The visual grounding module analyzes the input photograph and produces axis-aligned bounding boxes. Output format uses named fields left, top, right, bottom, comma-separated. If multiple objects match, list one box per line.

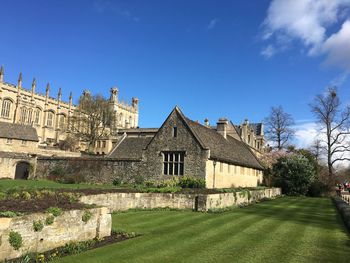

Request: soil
left=63, top=187, right=223, bottom=195
left=0, top=193, right=85, bottom=214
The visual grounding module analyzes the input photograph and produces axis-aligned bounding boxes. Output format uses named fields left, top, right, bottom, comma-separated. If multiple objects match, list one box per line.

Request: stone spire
left=57, top=87, right=62, bottom=108
left=69, top=92, right=72, bottom=105
left=0, top=66, right=4, bottom=82
left=45, top=83, right=50, bottom=104
left=18, top=72, right=22, bottom=89
left=31, top=78, right=36, bottom=102
left=58, top=87, right=62, bottom=100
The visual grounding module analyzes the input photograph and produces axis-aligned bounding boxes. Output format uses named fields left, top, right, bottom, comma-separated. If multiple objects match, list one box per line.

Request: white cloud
left=294, top=122, right=319, bottom=148
left=294, top=121, right=350, bottom=167
left=261, top=0, right=350, bottom=71
left=261, top=44, right=277, bottom=58
left=322, top=20, right=350, bottom=70
left=207, top=18, right=218, bottom=30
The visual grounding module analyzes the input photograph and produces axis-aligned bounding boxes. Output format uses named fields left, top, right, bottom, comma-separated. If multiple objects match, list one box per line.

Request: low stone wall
left=202, top=188, right=282, bottom=211
left=0, top=207, right=111, bottom=261
left=79, top=188, right=282, bottom=212
left=80, top=193, right=196, bottom=212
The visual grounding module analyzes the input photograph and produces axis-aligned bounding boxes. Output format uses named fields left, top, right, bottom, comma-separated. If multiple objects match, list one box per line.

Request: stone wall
left=202, top=187, right=282, bottom=211
left=79, top=188, right=282, bottom=212
left=36, top=157, right=142, bottom=184
left=0, top=207, right=111, bottom=261
left=80, top=193, right=197, bottom=212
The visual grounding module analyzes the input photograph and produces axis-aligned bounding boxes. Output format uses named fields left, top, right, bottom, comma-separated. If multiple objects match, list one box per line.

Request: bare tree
left=309, top=139, right=322, bottom=163
left=70, top=91, right=113, bottom=151
left=264, top=106, right=295, bottom=150
left=310, top=87, right=350, bottom=177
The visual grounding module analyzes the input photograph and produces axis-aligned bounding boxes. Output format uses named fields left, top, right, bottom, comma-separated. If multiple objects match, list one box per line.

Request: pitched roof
left=108, top=136, right=152, bottom=160
left=183, top=116, right=263, bottom=170
left=0, top=122, right=39, bottom=142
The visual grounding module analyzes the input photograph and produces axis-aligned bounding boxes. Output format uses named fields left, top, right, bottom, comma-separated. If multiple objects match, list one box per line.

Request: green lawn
left=54, top=197, right=350, bottom=263
left=0, top=179, right=116, bottom=191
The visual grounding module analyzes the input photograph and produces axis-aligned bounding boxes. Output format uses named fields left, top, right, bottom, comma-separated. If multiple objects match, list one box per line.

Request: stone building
left=0, top=122, right=39, bottom=179
left=0, top=67, right=139, bottom=147
left=109, top=107, right=264, bottom=188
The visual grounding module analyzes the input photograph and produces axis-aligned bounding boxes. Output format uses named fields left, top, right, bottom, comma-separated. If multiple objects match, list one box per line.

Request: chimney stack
left=217, top=118, right=228, bottom=139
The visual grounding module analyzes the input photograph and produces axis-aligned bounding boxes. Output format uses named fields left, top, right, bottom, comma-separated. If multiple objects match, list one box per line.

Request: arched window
left=47, top=111, right=54, bottom=127
left=20, top=107, right=28, bottom=123
left=129, top=116, right=133, bottom=127
left=59, top=114, right=66, bottom=130
left=26, top=108, right=33, bottom=124
left=1, top=99, right=12, bottom=118
left=34, top=107, right=41, bottom=125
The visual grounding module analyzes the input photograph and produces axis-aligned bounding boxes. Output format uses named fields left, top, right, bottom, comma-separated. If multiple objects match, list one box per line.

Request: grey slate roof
left=0, top=122, right=39, bottom=142
left=109, top=136, right=152, bottom=160
left=184, top=117, right=263, bottom=170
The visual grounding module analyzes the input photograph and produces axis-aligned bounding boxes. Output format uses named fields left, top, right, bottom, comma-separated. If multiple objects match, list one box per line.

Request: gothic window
left=34, top=108, right=41, bottom=125
left=27, top=109, right=33, bottom=124
left=102, top=141, right=106, bottom=148
left=220, top=162, right=223, bottom=173
left=163, top=152, right=185, bottom=176
left=59, top=115, right=66, bottom=130
left=129, top=116, right=133, bottom=127
left=47, top=111, right=54, bottom=127
left=1, top=99, right=12, bottom=118
left=20, top=107, right=28, bottom=123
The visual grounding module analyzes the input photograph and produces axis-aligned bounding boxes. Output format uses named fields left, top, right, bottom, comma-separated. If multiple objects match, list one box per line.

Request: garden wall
left=36, top=157, right=142, bottom=184
left=0, top=207, right=111, bottom=261
left=79, top=188, right=282, bottom=212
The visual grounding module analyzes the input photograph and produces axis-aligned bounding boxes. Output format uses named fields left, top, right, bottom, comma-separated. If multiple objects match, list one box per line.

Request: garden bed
left=8, top=231, right=139, bottom=263
left=0, top=190, right=86, bottom=214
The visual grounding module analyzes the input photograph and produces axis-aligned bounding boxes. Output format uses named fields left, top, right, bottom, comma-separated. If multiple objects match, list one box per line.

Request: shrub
left=62, top=240, right=96, bottom=255
left=0, top=211, right=20, bottom=218
left=177, top=177, right=206, bottom=189
left=46, top=207, right=62, bottom=217
left=45, top=215, right=55, bottom=225
left=133, top=175, right=145, bottom=185
left=9, top=231, right=23, bottom=250
left=33, top=220, right=44, bottom=232
left=0, top=191, right=6, bottom=201
left=272, top=154, right=316, bottom=196
left=308, top=181, right=332, bottom=197
left=21, top=191, right=31, bottom=200
left=82, top=210, right=92, bottom=223
left=113, top=177, right=122, bottom=186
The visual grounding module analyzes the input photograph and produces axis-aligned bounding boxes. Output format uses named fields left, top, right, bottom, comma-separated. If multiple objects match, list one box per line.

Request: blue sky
left=1, top=0, right=350, bottom=147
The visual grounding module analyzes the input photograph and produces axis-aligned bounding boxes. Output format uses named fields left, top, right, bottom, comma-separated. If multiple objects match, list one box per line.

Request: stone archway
left=15, top=161, right=30, bottom=180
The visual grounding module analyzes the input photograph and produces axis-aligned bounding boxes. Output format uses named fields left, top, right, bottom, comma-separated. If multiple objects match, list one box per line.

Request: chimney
left=217, top=118, right=228, bottom=139
left=204, top=118, right=210, bottom=127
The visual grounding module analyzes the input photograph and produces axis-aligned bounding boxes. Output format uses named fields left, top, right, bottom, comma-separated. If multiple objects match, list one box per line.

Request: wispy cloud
left=207, top=18, right=218, bottom=30
left=93, top=0, right=139, bottom=22
left=260, top=0, right=350, bottom=72
left=261, top=44, right=277, bottom=59
left=331, top=71, right=349, bottom=87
